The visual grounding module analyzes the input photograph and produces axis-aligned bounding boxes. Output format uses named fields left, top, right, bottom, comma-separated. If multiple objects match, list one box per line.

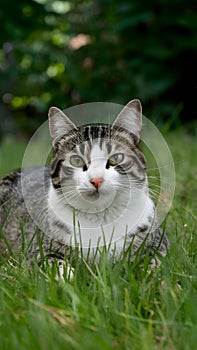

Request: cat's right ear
left=48, top=107, right=77, bottom=141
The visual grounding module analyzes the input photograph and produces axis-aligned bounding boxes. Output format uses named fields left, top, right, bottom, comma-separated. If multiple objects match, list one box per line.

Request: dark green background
left=0, top=0, right=196, bottom=137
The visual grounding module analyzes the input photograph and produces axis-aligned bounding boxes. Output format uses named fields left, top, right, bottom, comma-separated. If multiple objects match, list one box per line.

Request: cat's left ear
left=112, top=99, right=142, bottom=142
left=48, top=106, right=77, bottom=141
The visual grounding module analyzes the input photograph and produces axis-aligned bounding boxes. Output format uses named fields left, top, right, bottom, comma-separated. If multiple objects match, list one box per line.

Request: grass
left=0, top=124, right=197, bottom=350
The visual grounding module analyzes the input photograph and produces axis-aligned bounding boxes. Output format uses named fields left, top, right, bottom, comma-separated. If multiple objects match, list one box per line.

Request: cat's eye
left=108, top=153, right=124, bottom=166
left=70, top=155, right=85, bottom=168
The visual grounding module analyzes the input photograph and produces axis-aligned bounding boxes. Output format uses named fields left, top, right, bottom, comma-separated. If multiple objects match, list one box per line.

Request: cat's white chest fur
left=48, top=182, right=154, bottom=249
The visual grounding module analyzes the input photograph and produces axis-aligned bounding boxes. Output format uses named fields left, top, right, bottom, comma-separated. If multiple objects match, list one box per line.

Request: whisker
left=147, top=161, right=176, bottom=172
left=148, top=176, right=175, bottom=186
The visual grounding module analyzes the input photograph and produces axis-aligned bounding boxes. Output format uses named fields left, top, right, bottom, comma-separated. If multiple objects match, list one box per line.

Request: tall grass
left=0, top=125, right=197, bottom=350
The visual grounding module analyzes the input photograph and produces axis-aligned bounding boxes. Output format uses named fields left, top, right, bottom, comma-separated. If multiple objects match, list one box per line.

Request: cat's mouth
left=79, top=188, right=101, bottom=201
left=60, top=179, right=118, bottom=212
left=60, top=183, right=120, bottom=213
left=77, top=183, right=118, bottom=204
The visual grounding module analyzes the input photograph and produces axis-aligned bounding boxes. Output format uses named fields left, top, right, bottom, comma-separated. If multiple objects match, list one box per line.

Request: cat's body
left=0, top=100, right=169, bottom=270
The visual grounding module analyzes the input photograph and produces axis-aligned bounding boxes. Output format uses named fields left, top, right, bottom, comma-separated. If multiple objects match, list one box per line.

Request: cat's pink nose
left=90, top=177, right=103, bottom=189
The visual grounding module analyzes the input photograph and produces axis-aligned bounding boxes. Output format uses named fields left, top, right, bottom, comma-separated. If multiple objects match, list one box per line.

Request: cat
left=0, top=99, right=169, bottom=277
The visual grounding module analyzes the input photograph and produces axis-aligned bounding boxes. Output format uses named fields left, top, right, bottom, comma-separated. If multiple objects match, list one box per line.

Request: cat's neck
left=47, top=182, right=155, bottom=248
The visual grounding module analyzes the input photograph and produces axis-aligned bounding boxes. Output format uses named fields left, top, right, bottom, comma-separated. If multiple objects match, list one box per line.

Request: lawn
left=0, top=124, right=197, bottom=350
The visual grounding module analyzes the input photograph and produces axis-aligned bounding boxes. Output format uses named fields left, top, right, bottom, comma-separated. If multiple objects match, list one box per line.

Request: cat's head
left=48, top=100, right=147, bottom=213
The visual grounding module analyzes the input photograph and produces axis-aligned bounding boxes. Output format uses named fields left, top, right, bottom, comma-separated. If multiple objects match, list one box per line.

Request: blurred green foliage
left=0, top=0, right=196, bottom=136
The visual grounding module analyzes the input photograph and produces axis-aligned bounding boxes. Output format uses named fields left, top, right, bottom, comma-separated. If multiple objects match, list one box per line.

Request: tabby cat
left=0, top=99, right=169, bottom=276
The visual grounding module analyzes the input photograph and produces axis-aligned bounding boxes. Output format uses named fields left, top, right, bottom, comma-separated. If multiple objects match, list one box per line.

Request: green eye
left=108, top=153, right=124, bottom=166
left=70, top=155, right=85, bottom=168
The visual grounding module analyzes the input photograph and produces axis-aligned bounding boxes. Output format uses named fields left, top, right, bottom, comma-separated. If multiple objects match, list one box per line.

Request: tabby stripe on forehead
left=91, top=126, right=99, bottom=139
left=106, top=141, right=112, bottom=154
left=79, top=142, right=85, bottom=155
left=99, top=138, right=103, bottom=150
left=84, top=126, right=90, bottom=141
left=101, top=126, right=108, bottom=138
left=80, top=127, right=92, bottom=150
left=81, top=125, right=109, bottom=140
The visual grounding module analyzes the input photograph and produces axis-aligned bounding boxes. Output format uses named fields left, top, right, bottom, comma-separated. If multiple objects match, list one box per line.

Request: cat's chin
left=80, top=190, right=100, bottom=202
left=79, top=185, right=117, bottom=203
left=61, top=186, right=117, bottom=213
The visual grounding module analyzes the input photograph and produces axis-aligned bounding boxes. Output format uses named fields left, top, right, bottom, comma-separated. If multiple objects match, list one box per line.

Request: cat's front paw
left=47, top=258, right=75, bottom=281
left=57, top=259, right=75, bottom=281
